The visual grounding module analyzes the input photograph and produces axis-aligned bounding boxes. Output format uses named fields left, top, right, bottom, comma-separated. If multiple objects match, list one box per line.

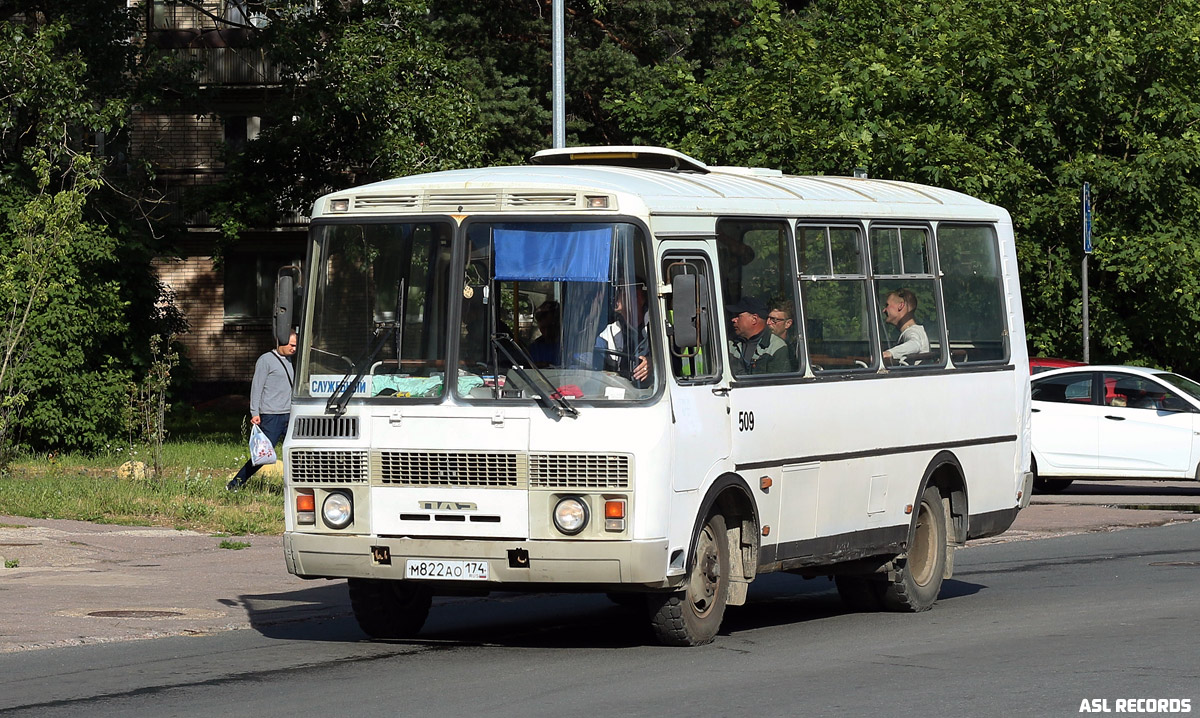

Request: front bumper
left=284, top=532, right=673, bottom=588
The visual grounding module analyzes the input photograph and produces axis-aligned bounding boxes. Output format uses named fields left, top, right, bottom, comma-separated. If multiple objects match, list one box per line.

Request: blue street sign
left=1082, top=182, right=1093, bottom=254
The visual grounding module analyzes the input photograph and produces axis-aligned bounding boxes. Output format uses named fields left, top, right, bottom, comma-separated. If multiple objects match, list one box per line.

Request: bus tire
left=347, top=578, right=432, bottom=639
left=882, top=486, right=947, bottom=612
left=647, top=513, right=730, bottom=646
left=834, top=575, right=884, bottom=612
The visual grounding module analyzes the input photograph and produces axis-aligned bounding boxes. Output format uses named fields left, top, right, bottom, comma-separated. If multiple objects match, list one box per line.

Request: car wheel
left=1033, top=477, right=1074, bottom=493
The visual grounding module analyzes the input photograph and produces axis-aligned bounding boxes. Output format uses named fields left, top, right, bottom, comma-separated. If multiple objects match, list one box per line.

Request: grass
left=0, top=404, right=285, bottom=535
left=218, top=540, right=252, bottom=550
left=4, top=559, right=18, bottom=568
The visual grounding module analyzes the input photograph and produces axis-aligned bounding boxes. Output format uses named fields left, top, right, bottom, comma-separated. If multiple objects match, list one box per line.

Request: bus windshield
left=456, top=221, right=656, bottom=403
left=300, top=221, right=454, bottom=400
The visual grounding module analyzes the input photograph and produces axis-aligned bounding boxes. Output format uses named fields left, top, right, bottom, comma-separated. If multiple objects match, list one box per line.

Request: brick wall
left=154, top=254, right=267, bottom=386
left=131, top=111, right=225, bottom=171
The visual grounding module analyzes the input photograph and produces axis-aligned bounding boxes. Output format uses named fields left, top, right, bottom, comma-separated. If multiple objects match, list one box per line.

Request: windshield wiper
left=326, top=279, right=406, bottom=417
left=325, top=326, right=394, bottom=417
left=489, top=334, right=579, bottom=419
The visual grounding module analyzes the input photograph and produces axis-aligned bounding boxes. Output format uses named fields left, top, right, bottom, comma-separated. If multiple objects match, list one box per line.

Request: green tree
left=207, top=0, right=491, bottom=240
left=429, top=0, right=753, bottom=164
left=608, top=0, right=1200, bottom=376
left=0, top=5, right=185, bottom=457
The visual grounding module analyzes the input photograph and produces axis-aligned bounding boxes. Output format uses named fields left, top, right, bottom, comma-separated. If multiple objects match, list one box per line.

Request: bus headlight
left=553, top=497, right=589, bottom=535
left=322, top=491, right=353, bottom=529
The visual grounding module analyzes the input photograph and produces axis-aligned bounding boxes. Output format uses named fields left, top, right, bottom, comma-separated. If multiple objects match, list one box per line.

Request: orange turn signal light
left=296, top=494, right=315, bottom=512
left=604, top=499, right=626, bottom=519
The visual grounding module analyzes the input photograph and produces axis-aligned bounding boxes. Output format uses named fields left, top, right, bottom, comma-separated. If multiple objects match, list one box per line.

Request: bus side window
left=663, top=255, right=720, bottom=382
left=799, top=225, right=875, bottom=373
left=937, top=225, right=1008, bottom=364
left=870, top=226, right=945, bottom=368
left=717, top=219, right=801, bottom=377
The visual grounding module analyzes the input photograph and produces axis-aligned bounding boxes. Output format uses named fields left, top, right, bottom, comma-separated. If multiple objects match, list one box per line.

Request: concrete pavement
left=2, top=479, right=1197, bottom=653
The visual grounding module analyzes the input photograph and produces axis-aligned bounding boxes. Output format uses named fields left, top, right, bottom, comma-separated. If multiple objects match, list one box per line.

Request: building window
left=224, top=253, right=302, bottom=322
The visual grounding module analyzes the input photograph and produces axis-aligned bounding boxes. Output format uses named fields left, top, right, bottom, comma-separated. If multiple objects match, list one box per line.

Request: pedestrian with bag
left=227, top=331, right=296, bottom=491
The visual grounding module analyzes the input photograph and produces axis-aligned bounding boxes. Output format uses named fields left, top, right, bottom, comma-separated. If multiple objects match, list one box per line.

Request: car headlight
left=553, top=496, right=589, bottom=535
left=322, top=491, right=353, bottom=529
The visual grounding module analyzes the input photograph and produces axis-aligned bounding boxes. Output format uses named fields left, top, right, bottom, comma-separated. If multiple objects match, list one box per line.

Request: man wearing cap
left=727, top=296, right=790, bottom=376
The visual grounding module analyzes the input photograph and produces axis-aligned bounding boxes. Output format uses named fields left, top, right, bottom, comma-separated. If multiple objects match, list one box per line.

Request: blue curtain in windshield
left=493, top=224, right=612, bottom=282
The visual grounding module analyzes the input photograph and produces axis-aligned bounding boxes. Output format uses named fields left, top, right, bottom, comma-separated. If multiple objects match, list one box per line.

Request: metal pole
left=1082, top=255, right=1089, bottom=363
left=551, top=0, right=565, bottom=148
left=1081, top=182, right=1092, bottom=363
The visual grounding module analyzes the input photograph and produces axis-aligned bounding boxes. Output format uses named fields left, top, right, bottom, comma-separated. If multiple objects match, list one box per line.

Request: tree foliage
left=207, top=0, right=492, bottom=239
left=0, top=5, right=184, bottom=457
left=606, top=0, right=1200, bottom=375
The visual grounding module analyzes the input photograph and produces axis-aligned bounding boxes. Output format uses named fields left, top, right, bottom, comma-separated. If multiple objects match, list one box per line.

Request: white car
left=1030, top=364, right=1200, bottom=492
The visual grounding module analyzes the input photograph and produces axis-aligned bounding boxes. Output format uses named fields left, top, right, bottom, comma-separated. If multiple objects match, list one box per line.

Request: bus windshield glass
left=456, top=221, right=656, bottom=403
left=300, top=221, right=454, bottom=400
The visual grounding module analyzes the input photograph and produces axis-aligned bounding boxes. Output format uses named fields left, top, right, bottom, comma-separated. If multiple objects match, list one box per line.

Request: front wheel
left=881, top=486, right=948, bottom=612
left=347, top=578, right=432, bottom=639
left=647, top=513, right=730, bottom=646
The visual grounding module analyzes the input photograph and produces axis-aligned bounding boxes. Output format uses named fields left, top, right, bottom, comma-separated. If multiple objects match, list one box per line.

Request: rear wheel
left=347, top=578, right=432, bottom=639
left=881, top=486, right=947, bottom=612
left=1033, top=477, right=1074, bottom=493
left=647, top=513, right=730, bottom=646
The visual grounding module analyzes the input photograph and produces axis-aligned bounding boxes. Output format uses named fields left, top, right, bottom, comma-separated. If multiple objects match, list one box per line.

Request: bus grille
left=289, top=450, right=369, bottom=483
left=292, top=416, right=359, bottom=439
left=376, top=451, right=526, bottom=487
left=529, top=453, right=631, bottom=489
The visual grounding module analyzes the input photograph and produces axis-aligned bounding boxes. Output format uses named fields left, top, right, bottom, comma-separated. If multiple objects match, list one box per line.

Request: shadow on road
left=238, top=571, right=989, bottom=650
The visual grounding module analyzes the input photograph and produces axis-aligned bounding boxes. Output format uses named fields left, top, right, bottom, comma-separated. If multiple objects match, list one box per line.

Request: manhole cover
left=1149, top=561, right=1200, bottom=567
left=88, top=610, right=184, bottom=618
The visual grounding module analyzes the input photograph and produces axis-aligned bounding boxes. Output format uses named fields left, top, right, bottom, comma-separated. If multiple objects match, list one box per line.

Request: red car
left=1030, top=357, right=1086, bottom=374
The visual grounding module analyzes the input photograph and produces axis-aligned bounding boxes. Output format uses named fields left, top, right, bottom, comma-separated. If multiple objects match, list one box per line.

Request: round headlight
left=322, top=491, right=353, bottom=529
left=553, top=497, right=589, bottom=535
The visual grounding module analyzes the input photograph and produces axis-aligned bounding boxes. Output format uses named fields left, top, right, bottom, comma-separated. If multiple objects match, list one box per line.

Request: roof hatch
left=530, top=145, right=709, bottom=173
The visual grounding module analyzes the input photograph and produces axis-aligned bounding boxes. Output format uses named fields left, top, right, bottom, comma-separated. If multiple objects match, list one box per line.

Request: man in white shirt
left=881, top=288, right=929, bottom=364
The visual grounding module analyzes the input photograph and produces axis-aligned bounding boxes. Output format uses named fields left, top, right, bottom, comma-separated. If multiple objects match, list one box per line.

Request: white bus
left=277, top=146, right=1033, bottom=646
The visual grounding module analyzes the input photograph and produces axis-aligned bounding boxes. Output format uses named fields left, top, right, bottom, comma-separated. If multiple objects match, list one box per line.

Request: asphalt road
left=2, top=520, right=1197, bottom=718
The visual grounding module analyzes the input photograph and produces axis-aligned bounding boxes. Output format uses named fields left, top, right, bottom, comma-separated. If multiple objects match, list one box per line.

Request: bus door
left=661, top=249, right=731, bottom=492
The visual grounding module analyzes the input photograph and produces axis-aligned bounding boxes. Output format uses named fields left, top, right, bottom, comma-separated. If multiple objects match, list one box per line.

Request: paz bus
left=275, top=146, right=1033, bottom=646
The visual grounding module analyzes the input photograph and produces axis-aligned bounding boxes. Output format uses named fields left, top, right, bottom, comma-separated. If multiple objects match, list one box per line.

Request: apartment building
left=138, top=0, right=306, bottom=396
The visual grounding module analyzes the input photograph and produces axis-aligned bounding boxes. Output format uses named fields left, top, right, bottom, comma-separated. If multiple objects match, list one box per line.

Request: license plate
left=405, top=559, right=489, bottom=581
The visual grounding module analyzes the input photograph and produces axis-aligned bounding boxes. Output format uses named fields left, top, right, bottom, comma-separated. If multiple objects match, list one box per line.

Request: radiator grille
left=376, top=451, right=526, bottom=487
left=289, top=450, right=369, bottom=483
left=529, top=453, right=631, bottom=489
left=292, top=416, right=359, bottom=439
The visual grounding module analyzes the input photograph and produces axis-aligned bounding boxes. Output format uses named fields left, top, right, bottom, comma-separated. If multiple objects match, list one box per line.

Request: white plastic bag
left=249, top=424, right=277, bottom=466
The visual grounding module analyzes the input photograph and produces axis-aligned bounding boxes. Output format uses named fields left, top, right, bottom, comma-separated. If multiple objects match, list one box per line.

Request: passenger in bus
left=727, top=296, right=790, bottom=375
left=767, top=303, right=800, bottom=371
left=528, top=300, right=561, bottom=367
left=881, top=288, right=929, bottom=364
left=597, top=285, right=651, bottom=386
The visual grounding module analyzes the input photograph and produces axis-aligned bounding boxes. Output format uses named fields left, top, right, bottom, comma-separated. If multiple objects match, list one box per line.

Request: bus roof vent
left=530, top=145, right=709, bottom=173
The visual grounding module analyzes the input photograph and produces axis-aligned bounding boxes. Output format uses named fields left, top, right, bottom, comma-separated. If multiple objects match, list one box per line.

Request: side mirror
left=1161, top=395, right=1192, bottom=413
left=671, top=273, right=700, bottom=349
left=274, top=265, right=301, bottom=346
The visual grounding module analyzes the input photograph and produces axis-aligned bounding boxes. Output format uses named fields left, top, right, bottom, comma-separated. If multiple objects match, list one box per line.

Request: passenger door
left=660, top=248, right=731, bottom=492
left=1096, top=372, right=1195, bottom=475
left=1031, top=371, right=1099, bottom=472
